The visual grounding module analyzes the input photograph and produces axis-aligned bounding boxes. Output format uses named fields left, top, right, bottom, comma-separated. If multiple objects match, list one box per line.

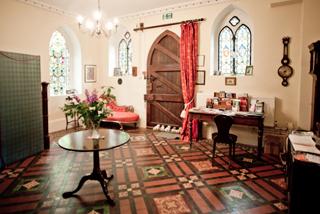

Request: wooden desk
left=188, top=108, right=264, bottom=158
left=287, top=135, right=320, bottom=214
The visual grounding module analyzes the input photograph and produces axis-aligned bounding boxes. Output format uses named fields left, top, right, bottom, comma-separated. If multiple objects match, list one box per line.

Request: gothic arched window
left=49, top=31, right=70, bottom=96
left=218, top=16, right=251, bottom=75
left=118, top=32, right=132, bottom=75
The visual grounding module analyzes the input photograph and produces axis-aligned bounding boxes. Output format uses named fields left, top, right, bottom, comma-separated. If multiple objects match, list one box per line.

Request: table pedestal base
left=62, top=150, right=115, bottom=206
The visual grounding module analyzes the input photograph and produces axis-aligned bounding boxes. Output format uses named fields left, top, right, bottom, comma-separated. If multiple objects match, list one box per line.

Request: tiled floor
left=0, top=128, right=288, bottom=213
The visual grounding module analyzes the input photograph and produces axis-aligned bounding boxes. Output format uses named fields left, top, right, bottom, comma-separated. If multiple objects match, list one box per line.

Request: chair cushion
left=105, top=111, right=139, bottom=123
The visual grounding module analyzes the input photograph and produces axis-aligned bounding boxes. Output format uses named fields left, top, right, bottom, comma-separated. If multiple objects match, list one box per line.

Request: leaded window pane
left=119, top=39, right=128, bottom=74
left=235, top=24, right=251, bottom=74
left=218, top=27, right=234, bottom=75
left=117, top=32, right=132, bottom=76
left=49, top=31, right=70, bottom=96
left=128, top=39, right=132, bottom=74
left=229, top=16, right=240, bottom=26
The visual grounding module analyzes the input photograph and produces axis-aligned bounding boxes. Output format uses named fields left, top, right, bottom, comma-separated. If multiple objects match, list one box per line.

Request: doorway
left=144, top=30, right=183, bottom=128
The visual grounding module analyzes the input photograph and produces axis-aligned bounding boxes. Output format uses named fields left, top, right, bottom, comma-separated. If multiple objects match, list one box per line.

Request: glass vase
left=88, top=120, right=100, bottom=139
left=91, top=126, right=100, bottom=139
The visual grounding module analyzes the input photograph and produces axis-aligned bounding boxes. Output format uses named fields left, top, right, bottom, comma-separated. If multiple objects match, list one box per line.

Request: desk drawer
left=233, top=117, right=259, bottom=126
left=190, top=113, right=212, bottom=122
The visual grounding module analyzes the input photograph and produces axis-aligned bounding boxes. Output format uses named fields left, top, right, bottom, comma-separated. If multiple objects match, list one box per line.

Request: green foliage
left=61, top=87, right=115, bottom=128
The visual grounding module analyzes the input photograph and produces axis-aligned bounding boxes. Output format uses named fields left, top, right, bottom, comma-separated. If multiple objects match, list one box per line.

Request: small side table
left=57, top=129, right=130, bottom=205
left=65, top=113, right=79, bottom=130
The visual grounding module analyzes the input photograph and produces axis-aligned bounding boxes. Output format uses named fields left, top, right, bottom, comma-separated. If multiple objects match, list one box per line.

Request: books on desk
left=289, top=134, right=320, bottom=155
left=190, top=107, right=263, bottom=117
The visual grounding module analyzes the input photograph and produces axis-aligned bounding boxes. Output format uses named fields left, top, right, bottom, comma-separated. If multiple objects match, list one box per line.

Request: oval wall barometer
left=278, top=37, right=293, bottom=87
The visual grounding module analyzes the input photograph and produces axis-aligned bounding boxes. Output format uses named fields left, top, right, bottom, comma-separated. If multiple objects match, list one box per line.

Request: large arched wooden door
left=145, top=30, right=184, bottom=128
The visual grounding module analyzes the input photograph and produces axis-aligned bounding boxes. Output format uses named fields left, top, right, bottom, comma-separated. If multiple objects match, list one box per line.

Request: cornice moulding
left=119, top=0, right=238, bottom=20
left=16, top=0, right=75, bottom=17
left=16, top=0, right=238, bottom=21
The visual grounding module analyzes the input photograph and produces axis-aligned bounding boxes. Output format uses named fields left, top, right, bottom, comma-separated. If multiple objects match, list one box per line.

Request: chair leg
left=229, top=144, right=232, bottom=157
left=212, top=141, right=217, bottom=164
left=233, top=143, right=235, bottom=156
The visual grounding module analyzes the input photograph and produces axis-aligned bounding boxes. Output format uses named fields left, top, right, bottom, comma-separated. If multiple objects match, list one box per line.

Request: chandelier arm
left=76, top=0, right=118, bottom=38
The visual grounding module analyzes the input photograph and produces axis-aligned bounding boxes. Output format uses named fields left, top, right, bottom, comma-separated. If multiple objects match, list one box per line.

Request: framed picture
left=84, top=65, right=97, bottom=83
left=196, top=70, right=205, bottom=85
left=245, top=65, right=253, bottom=75
left=197, top=55, right=205, bottom=67
left=225, top=77, right=237, bottom=86
left=113, top=67, right=121, bottom=76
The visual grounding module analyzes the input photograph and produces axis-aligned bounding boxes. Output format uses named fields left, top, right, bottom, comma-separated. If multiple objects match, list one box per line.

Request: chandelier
left=76, top=0, right=119, bottom=37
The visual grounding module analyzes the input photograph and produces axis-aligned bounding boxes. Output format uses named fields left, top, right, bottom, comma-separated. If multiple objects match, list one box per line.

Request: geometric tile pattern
left=0, top=130, right=288, bottom=213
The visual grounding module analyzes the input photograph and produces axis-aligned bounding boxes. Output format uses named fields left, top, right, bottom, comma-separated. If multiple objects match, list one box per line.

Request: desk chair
left=212, top=115, right=238, bottom=163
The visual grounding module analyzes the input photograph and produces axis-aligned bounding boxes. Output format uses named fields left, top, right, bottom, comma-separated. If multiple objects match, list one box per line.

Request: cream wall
left=103, top=0, right=309, bottom=130
left=0, top=0, right=106, bottom=132
left=0, top=0, right=319, bottom=133
left=298, top=0, right=320, bottom=129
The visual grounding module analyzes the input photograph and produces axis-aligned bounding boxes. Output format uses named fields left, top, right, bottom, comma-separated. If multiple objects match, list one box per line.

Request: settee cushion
left=105, top=111, right=139, bottom=123
left=106, top=101, right=128, bottom=112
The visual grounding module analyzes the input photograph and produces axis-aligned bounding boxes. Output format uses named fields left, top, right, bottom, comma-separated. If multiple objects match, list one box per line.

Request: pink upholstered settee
left=102, top=100, right=139, bottom=129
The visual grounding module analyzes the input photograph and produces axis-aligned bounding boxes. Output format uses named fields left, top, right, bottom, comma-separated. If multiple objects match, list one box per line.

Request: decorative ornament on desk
left=278, top=37, right=293, bottom=86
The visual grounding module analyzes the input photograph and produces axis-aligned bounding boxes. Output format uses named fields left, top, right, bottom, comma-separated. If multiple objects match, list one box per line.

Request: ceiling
left=35, top=0, right=198, bottom=18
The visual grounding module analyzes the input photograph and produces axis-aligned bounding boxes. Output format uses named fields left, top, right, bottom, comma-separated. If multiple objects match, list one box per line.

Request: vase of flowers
left=62, top=87, right=115, bottom=139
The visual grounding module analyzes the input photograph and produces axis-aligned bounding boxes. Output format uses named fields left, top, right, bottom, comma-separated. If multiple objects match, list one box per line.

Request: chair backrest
left=214, top=114, right=234, bottom=138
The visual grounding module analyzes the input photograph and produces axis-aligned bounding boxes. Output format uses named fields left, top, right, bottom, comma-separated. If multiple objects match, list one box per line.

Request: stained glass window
left=118, top=32, right=132, bottom=75
left=49, top=31, right=70, bottom=96
left=217, top=17, right=251, bottom=75
left=235, top=24, right=251, bottom=74
left=229, top=16, right=240, bottom=26
left=128, top=39, right=132, bottom=73
left=218, top=27, right=234, bottom=75
left=119, top=39, right=128, bottom=74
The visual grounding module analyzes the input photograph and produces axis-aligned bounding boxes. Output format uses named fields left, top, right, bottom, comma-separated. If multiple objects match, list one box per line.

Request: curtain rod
left=133, top=18, right=205, bottom=32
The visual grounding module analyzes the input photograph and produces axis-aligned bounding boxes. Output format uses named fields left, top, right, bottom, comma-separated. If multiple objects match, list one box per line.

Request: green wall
left=0, top=51, right=43, bottom=168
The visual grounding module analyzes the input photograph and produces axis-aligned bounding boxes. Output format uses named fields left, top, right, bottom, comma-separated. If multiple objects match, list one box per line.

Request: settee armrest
left=106, top=101, right=134, bottom=112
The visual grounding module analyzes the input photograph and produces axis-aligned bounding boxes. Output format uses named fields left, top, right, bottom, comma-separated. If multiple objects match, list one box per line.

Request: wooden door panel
left=148, top=64, right=180, bottom=71
left=150, top=71, right=181, bottom=94
left=154, top=44, right=180, bottom=63
left=150, top=101, right=183, bottom=126
left=151, top=49, right=177, bottom=64
left=159, top=36, right=180, bottom=55
left=144, top=94, right=183, bottom=102
left=146, top=30, right=183, bottom=128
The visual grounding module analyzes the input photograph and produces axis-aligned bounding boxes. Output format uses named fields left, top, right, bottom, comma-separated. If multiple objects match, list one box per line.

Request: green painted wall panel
left=0, top=51, right=43, bottom=168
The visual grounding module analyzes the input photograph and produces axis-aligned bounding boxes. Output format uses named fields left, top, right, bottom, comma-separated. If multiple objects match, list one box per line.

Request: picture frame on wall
left=197, top=55, right=205, bottom=67
left=84, top=65, right=97, bottom=83
left=245, top=65, right=253, bottom=75
left=113, top=67, right=121, bottom=76
left=196, top=70, right=206, bottom=85
left=225, top=77, right=237, bottom=86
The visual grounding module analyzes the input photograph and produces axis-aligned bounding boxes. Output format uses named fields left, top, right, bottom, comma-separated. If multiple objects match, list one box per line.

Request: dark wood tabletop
left=58, top=129, right=130, bottom=152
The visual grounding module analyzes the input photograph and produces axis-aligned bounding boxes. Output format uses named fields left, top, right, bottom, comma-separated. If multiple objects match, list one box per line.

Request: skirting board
left=49, top=118, right=67, bottom=133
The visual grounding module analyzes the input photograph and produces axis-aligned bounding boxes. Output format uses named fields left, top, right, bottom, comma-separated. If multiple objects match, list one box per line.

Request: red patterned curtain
left=180, top=22, right=198, bottom=141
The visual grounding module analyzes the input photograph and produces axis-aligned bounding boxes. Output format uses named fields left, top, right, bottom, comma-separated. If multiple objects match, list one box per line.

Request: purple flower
left=74, top=95, right=81, bottom=103
left=85, top=89, right=99, bottom=104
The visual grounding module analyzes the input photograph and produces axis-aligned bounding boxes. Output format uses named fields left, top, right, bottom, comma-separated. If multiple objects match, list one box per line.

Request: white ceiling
left=35, top=0, right=197, bottom=18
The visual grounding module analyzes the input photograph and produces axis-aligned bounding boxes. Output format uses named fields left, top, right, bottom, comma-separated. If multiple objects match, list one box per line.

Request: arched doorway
left=144, top=30, right=184, bottom=128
